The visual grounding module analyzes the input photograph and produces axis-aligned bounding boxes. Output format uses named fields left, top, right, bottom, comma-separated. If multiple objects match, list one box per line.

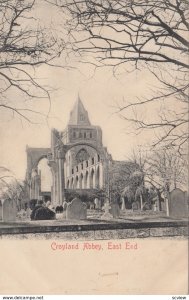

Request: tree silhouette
left=0, top=0, right=64, bottom=122
left=55, top=0, right=189, bottom=154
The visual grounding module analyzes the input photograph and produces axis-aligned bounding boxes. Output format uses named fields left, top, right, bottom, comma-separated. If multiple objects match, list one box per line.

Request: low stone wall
left=0, top=221, right=188, bottom=240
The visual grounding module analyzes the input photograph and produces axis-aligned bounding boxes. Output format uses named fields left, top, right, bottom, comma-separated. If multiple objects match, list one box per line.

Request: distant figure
left=55, top=206, right=60, bottom=214
left=59, top=205, right=63, bottom=213
left=29, top=199, right=37, bottom=211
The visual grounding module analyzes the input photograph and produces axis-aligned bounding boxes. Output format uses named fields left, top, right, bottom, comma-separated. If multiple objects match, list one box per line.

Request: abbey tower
left=26, top=96, right=112, bottom=205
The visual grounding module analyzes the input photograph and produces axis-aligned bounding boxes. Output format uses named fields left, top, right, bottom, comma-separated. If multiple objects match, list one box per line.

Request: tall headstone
left=110, top=202, right=120, bottom=218
left=168, top=188, right=188, bottom=218
left=2, top=198, right=17, bottom=222
left=66, top=198, right=87, bottom=220
left=0, top=200, right=2, bottom=221
left=26, top=207, right=32, bottom=219
left=94, top=198, right=102, bottom=210
left=62, top=200, right=67, bottom=219
left=121, top=197, right=126, bottom=211
left=132, top=201, right=139, bottom=211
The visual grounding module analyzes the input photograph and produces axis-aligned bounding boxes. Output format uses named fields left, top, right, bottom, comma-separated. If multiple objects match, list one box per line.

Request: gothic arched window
left=76, top=149, right=90, bottom=163
left=80, top=114, right=85, bottom=121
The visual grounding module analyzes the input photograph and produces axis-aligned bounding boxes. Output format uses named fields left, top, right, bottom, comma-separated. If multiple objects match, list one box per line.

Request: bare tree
left=146, top=147, right=187, bottom=194
left=54, top=0, right=189, bottom=154
left=0, top=166, right=30, bottom=210
left=0, top=178, right=25, bottom=209
left=0, top=0, right=64, bottom=122
left=126, top=147, right=187, bottom=210
left=109, top=160, right=141, bottom=197
left=0, top=167, right=15, bottom=190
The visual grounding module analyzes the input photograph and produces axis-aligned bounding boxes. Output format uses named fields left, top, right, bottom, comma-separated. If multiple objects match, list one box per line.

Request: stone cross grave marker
left=101, top=200, right=113, bottom=220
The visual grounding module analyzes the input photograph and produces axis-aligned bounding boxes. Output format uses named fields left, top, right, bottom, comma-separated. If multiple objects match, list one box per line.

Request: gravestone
left=2, top=198, right=17, bottom=222
left=101, top=200, right=113, bottom=220
left=26, top=207, right=32, bottom=219
left=89, top=201, right=95, bottom=209
left=132, top=201, right=139, bottom=211
left=17, top=209, right=27, bottom=220
left=66, top=198, right=87, bottom=220
left=0, top=200, right=2, bottom=221
left=152, top=202, right=158, bottom=211
left=110, top=202, right=120, bottom=218
left=94, top=198, right=102, bottom=210
left=62, top=201, right=67, bottom=219
left=161, top=200, right=166, bottom=212
left=121, top=197, right=126, bottom=211
left=168, top=188, right=188, bottom=218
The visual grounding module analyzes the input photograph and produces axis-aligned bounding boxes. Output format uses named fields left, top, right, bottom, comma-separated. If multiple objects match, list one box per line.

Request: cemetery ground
left=0, top=208, right=188, bottom=240
left=0, top=189, right=188, bottom=239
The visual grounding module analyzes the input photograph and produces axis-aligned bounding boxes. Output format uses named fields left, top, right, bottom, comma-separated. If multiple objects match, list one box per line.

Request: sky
left=0, top=62, right=157, bottom=181
left=0, top=1, right=169, bottom=182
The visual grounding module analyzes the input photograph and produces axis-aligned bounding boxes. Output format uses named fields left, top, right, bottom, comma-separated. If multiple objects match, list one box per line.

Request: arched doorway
left=38, top=158, right=53, bottom=200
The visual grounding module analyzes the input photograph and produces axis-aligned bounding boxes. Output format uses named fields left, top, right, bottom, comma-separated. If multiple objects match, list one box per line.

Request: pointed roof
left=68, top=95, right=91, bottom=126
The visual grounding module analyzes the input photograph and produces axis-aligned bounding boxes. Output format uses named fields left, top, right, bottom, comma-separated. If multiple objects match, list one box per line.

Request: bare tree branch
left=54, top=0, right=189, bottom=154
left=0, top=0, right=66, bottom=121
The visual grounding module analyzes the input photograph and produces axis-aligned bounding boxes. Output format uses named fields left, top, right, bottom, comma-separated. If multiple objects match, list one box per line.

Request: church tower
left=27, top=95, right=112, bottom=206
left=68, top=95, right=91, bottom=126
left=62, top=96, right=107, bottom=191
left=62, top=95, right=102, bottom=147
